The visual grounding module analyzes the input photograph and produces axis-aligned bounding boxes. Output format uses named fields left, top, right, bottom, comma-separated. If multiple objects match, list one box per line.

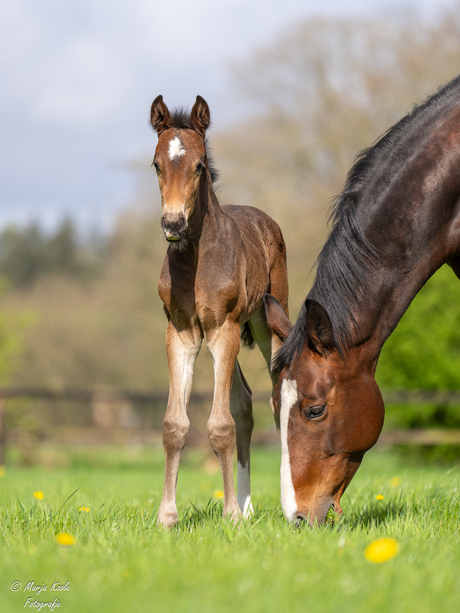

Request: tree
left=0, top=219, right=105, bottom=288
left=215, top=6, right=460, bottom=309
left=0, top=280, right=33, bottom=384
left=376, top=265, right=460, bottom=391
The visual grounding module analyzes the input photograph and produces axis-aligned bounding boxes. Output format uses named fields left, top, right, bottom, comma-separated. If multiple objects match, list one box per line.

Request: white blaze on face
left=168, top=136, right=186, bottom=160
left=280, top=379, right=298, bottom=521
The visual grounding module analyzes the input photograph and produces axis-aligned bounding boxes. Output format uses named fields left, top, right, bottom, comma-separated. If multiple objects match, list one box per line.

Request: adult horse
left=150, top=95, right=289, bottom=528
left=264, top=74, right=460, bottom=525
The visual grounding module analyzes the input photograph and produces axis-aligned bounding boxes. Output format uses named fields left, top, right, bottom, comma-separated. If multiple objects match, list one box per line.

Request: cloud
left=32, top=36, right=127, bottom=125
left=0, top=0, right=455, bottom=230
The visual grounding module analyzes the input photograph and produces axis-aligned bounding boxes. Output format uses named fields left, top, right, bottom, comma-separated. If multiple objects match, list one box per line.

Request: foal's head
left=150, top=95, right=211, bottom=244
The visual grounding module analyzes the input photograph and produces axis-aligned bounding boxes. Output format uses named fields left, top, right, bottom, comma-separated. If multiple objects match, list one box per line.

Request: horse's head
left=264, top=294, right=384, bottom=525
left=150, top=95, right=210, bottom=244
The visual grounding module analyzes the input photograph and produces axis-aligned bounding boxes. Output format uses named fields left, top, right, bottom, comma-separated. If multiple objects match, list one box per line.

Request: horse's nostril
left=294, top=512, right=308, bottom=526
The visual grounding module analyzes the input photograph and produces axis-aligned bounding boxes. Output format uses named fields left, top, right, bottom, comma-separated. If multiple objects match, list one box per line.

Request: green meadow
left=0, top=445, right=459, bottom=613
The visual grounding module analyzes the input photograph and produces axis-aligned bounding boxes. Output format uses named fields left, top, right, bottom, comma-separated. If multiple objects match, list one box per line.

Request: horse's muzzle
left=161, top=213, right=187, bottom=242
left=291, top=497, right=334, bottom=527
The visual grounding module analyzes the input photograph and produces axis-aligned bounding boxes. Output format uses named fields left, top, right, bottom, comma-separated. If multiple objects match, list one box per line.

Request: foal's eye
left=196, top=162, right=204, bottom=172
left=304, top=405, right=326, bottom=419
left=152, top=160, right=160, bottom=172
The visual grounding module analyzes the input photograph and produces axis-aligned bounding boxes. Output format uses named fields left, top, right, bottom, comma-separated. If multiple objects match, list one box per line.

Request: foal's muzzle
left=161, top=213, right=187, bottom=242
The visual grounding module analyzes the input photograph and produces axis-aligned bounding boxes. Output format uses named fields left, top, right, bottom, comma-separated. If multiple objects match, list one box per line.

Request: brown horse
left=150, top=95, right=289, bottom=528
left=264, top=74, right=460, bottom=525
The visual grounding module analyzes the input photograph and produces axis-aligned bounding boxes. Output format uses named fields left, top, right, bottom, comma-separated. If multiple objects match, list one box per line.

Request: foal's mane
left=274, top=74, right=460, bottom=371
left=169, top=107, right=219, bottom=183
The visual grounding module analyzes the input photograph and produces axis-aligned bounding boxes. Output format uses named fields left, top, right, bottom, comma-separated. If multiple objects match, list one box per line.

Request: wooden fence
left=1, top=387, right=460, bottom=464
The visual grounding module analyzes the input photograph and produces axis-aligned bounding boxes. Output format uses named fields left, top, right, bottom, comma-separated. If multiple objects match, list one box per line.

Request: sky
left=0, top=0, right=457, bottom=233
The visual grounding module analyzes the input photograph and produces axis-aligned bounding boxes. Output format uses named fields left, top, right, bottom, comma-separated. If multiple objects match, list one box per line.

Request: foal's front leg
left=206, top=320, right=241, bottom=522
left=158, top=323, right=201, bottom=529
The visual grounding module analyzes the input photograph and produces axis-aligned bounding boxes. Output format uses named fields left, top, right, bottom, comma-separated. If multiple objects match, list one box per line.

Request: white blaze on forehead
left=168, top=136, right=186, bottom=160
left=280, top=379, right=298, bottom=521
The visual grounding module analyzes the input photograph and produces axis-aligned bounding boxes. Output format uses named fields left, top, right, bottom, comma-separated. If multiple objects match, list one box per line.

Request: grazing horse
left=150, top=95, right=289, bottom=528
left=264, top=74, right=460, bottom=525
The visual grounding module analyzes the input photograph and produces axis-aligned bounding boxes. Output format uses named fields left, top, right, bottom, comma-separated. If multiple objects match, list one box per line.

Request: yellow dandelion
left=364, top=538, right=399, bottom=564
left=33, top=491, right=44, bottom=500
left=55, top=533, right=75, bottom=546
left=375, top=494, right=384, bottom=501
left=389, top=477, right=401, bottom=488
left=78, top=506, right=90, bottom=512
left=0, top=466, right=5, bottom=477
left=212, top=490, right=224, bottom=499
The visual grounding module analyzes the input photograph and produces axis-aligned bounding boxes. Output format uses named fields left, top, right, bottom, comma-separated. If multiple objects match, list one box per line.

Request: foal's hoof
left=157, top=508, right=179, bottom=529
left=223, top=505, right=243, bottom=525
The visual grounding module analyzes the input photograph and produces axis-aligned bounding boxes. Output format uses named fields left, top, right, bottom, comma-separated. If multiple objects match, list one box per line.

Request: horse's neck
left=353, top=181, right=460, bottom=358
left=188, top=172, right=224, bottom=243
left=357, top=259, right=440, bottom=359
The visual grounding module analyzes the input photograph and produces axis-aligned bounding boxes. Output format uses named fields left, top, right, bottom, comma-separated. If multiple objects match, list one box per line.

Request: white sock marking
left=169, top=136, right=185, bottom=160
left=280, top=379, right=298, bottom=521
left=237, top=461, right=253, bottom=518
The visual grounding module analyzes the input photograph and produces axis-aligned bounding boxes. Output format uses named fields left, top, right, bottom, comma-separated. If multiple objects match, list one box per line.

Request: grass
left=0, top=445, right=459, bottom=612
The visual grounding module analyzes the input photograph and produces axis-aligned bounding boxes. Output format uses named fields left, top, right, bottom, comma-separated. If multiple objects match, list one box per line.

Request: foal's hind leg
left=205, top=319, right=241, bottom=522
left=158, top=322, right=201, bottom=529
left=231, top=360, right=254, bottom=518
left=249, top=309, right=285, bottom=431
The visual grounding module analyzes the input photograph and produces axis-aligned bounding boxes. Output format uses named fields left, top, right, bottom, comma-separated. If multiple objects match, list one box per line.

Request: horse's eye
left=196, top=162, right=204, bottom=172
left=304, top=405, right=326, bottom=419
left=152, top=160, right=160, bottom=172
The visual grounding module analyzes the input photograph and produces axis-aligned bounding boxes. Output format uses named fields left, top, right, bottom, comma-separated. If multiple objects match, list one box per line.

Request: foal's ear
left=263, top=294, right=292, bottom=342
left=190, top=96, right=211, bottom=136
left=150, top=95, right=174, bottom=134
left=305, top=299, right=336, bottom=356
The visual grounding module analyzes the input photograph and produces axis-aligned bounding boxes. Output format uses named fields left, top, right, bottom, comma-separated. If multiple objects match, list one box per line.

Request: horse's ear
left=305, top=299, right=336, bottom=355
left=150, top=95, right=173, bottom=134
left=190, top=96, right=210, bottom=136
left=263, top=294, right=292, bottom=342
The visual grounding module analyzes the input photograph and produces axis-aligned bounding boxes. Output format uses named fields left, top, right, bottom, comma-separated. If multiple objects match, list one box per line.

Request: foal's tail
left=241, top=322, right=255, bottom=349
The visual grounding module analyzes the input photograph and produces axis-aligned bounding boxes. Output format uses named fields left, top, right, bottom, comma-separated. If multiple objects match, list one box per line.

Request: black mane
left=170, top=107, right=219, bottom=183
left=274, top=74, right=460, bottom=372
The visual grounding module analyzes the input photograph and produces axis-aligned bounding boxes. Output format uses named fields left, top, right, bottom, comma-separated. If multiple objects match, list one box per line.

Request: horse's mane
left=274, top=74, right=460, bottom=371
left=170, top=107, right=219, bottom=183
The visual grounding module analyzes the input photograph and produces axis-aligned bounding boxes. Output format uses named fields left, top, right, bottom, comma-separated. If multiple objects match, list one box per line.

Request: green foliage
left=384, top=404, right=460, bottom=430
left=376, top=266, right=460, bottom=436
left=0, top=279, right=35, bottom=384
left=0, top=448, right=459, bottom=613
left=376, top=265, right=460, bottom=391
left=0, top=219, right=106, bottom=288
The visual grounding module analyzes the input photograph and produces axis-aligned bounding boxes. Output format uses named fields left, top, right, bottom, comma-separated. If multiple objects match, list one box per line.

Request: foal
left=150, top=95, right=289, bottom=528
